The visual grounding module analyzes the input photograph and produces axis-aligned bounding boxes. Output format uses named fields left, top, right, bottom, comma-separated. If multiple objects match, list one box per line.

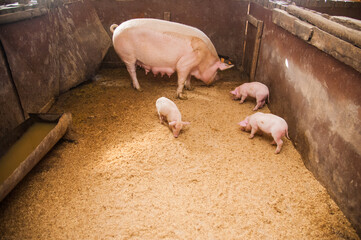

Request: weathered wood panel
left=0, top=0, right=111, bottom=117
left=272, top=7, right=361, bottom=74
left=0, top=13, right=59, bottom=115
left=56, top=1, right=111, bottom=92
left=286, top=5, right=361, bottom=48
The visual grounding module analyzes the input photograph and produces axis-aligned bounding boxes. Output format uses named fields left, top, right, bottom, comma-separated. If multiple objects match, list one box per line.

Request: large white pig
left=156, top=97, right=190, bottom=138
left=230, top=82, right=269, bottom=111
left=238, top=112, right=290, bottom=154
left=110, top=18, right=233, bottom=99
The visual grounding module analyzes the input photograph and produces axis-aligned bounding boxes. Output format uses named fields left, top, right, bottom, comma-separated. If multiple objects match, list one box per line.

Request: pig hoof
left=185, top=86, right=194, bottom=91
left=177, top=93, right=188, bottom=100
left=136, top=88, right=143, bottom=92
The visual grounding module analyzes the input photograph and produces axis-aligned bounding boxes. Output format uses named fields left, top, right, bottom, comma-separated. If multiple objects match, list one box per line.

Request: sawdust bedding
left=0, top=68, right=358, bottom=239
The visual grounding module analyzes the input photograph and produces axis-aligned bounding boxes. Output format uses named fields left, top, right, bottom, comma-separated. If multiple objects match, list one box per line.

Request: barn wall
left=0, top=0, right=111, bottom=139
left=89, top=0, right=249, bottom=67
left=250, top=3, right=361, bottom=234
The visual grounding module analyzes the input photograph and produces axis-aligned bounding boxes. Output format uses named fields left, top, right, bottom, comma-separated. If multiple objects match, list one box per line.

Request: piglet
left=230, top=82, right=269, bottom=111
left=238, top=112, right=290, bottom=154
left=156, top=97, right=190, bottom=138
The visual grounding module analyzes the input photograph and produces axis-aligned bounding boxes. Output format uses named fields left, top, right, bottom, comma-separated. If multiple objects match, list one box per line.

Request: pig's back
left=247, top=82, right=269, bottom=93
left=116, top=18, right=218, bottom=57
left=252, top=113, right=287, bottom=133
left=156, top=97, right=180, bottom=118
left=253, top=82, right=268, bottom=91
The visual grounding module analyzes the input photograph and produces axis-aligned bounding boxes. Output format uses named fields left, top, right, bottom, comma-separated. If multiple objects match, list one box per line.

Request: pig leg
left=125, top=62, right=142, bottom=91
left=184, top=75, right=194, bottom=91
left=253, top=100, right=264, bottom=111
left=158, top=113, right=165, bottom=124
left=239, top=95, right=247, bottom=104
left=274, top=139, right=283, bottom=154
left=272, top=133, right=284, bottom=154
left=161, top=115, right=167, bottom=124
left=176, top=78, right=186, bottom=99
left=176, top=54, right=199, bottom=99
left=176, top=71, right=189, bottom=100
left=261, top=100, right=266, bottom=108
left=249, top=126, right=258, bottom=139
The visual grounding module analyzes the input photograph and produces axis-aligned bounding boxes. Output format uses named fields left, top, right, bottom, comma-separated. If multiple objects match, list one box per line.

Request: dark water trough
left=0, top=113, right=72, bottom=202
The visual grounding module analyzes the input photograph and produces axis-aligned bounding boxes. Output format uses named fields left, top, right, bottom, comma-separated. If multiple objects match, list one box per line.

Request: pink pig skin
left=110, top=18, right=233, bottom=100
left=230, top=82, right=269, bottom=111
left=238, top=112, right=290, bottom=154
left=156, top=97, right=190, bottom=138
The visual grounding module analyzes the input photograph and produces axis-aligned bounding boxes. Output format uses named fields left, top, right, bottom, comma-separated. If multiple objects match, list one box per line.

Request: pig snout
left=238, top=119, right=250, bottom=132
left=171, top=123, right=182, bottom=138
left=171, top=121, right=190, bottom=138
left=238, top=120, right=247, bottom=128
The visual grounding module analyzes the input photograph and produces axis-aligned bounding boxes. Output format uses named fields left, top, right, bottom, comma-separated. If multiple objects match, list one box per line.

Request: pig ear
left=230, top=90, right=236, bottom=95
left=169, top=121, right=176, bottom=126
left=218, top=61, right=234, bottom=71
left=182, top=121, right=190, bottom=125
